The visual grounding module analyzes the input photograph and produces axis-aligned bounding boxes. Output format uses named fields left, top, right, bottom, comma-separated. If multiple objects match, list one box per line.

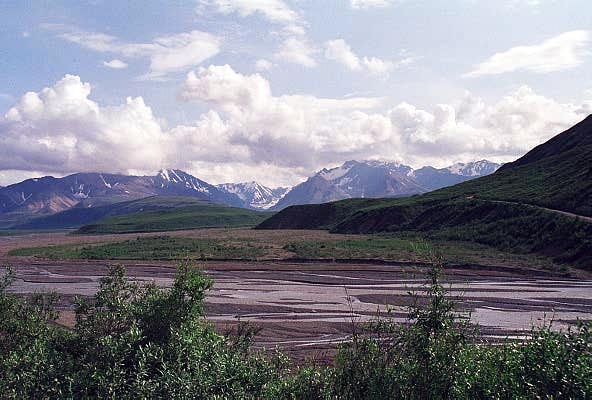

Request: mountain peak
left=157, top=169, right=193, bottom=183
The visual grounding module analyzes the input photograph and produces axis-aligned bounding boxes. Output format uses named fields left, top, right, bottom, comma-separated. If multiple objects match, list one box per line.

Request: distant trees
left=1, top=260, right=590, bottom=399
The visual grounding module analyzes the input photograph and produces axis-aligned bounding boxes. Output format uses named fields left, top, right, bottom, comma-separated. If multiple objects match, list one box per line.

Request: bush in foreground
left=0, top=264, right=282, bottom=398
left=282, top=260, right=591, bottom=399
left=0, top=261, right=590, bottom=399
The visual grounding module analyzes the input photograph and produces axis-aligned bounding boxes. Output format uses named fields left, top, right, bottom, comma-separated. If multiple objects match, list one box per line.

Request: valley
left=3, top=228, right=591, bottom=362
left=3, top=2, right=592, bottom=395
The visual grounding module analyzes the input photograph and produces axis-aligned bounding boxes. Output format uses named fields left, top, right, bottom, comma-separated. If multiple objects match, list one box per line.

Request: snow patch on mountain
left=217, top=181, right=289, bottom=210
left=446, top=160, right=501, bottom=177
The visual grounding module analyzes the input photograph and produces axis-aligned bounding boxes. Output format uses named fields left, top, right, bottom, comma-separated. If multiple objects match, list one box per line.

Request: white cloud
left=198, top=0, right=314, bottom=70
left=179, top=65, right=590, bottom=175
left=362, top=56, right=394, bottom=76
left=1, top=75, right=167, bottom=174
left=324, top=39, right=361, bottom=70
left=466, top=30, right=591, bottom=77
left=43, top=24, right=220, bottom=80
left=0, top=170, right=55, bottom=187
left=388, top=86, right=588, bottom=166
left=179, top=65, right=390, bottom=170
left=199, top=0, right=298, bottom=25
left=2, top=71, right=590, bottom=187
left=276, top=37, right=317, bottom=67
left=102, top=59, right=128, bottom=69
left=255, top=58, right=274, bottom=71
left=505, top=0, right=553, bottom=8
left=197, top=0, right=304, bottom=37
left=350, top=0, right=394, bottom=9
left=324, top=39, right=414, bottom=76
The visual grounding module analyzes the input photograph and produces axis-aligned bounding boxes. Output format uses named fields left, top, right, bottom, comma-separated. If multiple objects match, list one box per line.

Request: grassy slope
left=9, top=235, right=264, bottom=260
left=9, top=231, right=563, bottom=271
left=257, top=117, right=592, bottom=269
left=76, top=203, right=272, bottom=234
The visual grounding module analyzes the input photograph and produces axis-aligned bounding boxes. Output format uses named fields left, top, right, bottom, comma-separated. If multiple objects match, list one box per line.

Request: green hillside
left=13, top=196, right=213, bottom=230
left=76, top=201, right=272, bottom=234
left=258, top=116, right=592, bottom=269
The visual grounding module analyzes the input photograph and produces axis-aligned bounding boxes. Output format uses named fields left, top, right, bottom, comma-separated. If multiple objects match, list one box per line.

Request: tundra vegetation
left=1, top=259, right=590, bottom=399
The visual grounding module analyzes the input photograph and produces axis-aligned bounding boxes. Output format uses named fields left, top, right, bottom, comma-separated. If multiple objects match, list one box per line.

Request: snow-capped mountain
left=154, top=169, right=243, bottom=206
left=411, top=160, right=501, bottom=191
left=445, top=160, right=501, bottom=177
left=273, top=160, right=424, bottom=210
left=0, top=169, right=243, bottom=220
left=272, top=160, right=501, bottom=210
left=217, top=181, right=290, bottom=210
left=0, top=161, right=501, bottom=226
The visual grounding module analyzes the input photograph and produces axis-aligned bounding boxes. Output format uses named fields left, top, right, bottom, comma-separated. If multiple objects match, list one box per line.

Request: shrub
left=0, top=263, right=282, bottom=399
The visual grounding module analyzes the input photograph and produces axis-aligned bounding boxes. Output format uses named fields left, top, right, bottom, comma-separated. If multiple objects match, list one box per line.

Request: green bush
left=0, top=264, right=281, bottom=399
left=269, top=254, right=591, bottom=399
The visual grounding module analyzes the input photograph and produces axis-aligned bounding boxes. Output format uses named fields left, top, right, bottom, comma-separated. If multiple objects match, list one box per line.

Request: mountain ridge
left=0, top=159, right=501, bottom=228
left=273, top=159, right=501, bottom=210
left=0, top=169, right=243, bottom=228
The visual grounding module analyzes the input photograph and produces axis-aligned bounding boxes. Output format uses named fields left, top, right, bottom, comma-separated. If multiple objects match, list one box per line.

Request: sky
left=1, top=0, right=591, bottom=187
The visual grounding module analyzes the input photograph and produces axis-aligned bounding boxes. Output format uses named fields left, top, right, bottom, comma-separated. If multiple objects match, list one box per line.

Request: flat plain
left=3, top=228, right=591, bottom=362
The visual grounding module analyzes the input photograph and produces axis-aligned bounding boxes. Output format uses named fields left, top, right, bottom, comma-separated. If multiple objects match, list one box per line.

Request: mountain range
left=0, top=160, right=499, bottom=229
left=0, top=169, right=242, bottom=215
left=273, top=160, right=500, bottom=209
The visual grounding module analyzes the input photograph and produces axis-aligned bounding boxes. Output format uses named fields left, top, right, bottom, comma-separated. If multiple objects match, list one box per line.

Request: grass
left=8, top=236, right=266, bottom=260
left=8, top=196, right=273, bottom=232
left=76, top=204, right=273, bottom=234
left=8, top=229, right=564, bottom=272
left=260, top=198, right=592, bottom=270
left=283, top=234, right=562, bottom=270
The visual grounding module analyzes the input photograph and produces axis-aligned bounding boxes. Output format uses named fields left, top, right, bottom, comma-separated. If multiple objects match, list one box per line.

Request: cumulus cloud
left=179, top=65, right=391, bottom=167
left=0, top=75, right=167, bottom=174
left=276, top=37, right=317, bottom=67
left=43, top=24, right=220, bottom=80
left=466, top=30, right=590, bottom=77
left=179, top=65, right=592, bottom=172
left=389, top=86, right=588, bottom=166
left=350, top=0, right=394, bottom=9
left=1, top=71, right=590, bottom=187
left=324, top=39, right=362, bottom=70
left=102, top=59, right=128, bottom=69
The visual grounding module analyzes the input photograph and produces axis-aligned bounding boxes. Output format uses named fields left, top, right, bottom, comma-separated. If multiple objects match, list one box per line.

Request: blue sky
left=1, top=0, right=591, bottom=186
